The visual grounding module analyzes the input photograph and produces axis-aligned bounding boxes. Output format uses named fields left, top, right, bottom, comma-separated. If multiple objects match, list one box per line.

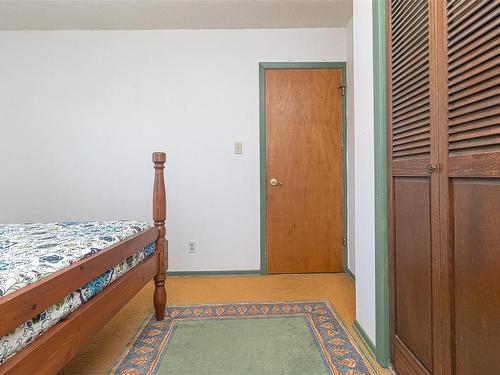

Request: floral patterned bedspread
left=0, top=221, right=156, bottom=364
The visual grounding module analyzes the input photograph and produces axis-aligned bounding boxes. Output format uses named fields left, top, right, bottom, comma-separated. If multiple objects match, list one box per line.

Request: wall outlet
left=187, top=240, right=197, bottom=253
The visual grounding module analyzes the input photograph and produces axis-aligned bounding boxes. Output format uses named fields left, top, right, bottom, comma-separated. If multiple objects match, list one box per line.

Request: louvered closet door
left=388, top=0, right=439, bottom=373
left=442, top=1, right=500, bottom=373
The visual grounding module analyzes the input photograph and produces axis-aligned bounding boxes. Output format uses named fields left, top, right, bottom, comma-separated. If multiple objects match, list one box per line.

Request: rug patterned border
left=111, top=301, right=376, bottom=375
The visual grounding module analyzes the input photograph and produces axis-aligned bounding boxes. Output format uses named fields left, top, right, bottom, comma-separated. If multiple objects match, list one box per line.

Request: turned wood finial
left=152, top=151, right=167, bottom=321
left=153, top=151, right=166, bottom=165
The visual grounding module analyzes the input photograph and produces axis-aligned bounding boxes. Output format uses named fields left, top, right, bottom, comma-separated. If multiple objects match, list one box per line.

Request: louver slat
left=391, top=0, right=430, bottom=161
left=448, top=0, right=500, bottom=158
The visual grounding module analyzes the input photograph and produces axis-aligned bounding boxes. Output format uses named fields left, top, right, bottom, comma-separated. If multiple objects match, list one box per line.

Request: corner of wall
left=345, top=15, right=356, bottom=276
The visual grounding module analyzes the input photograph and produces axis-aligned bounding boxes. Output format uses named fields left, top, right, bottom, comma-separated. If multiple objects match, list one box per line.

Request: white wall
left=0, top=28, right=346, bottom=272
left=345, top=17, right=355, bottom=275
left=352, top=1, right=376, bottom=344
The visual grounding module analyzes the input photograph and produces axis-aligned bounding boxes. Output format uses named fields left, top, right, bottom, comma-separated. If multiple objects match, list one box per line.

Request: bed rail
left=0, top=228, right=158, bottom=339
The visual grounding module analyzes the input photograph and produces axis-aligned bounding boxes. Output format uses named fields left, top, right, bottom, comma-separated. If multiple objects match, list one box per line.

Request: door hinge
left=343, top=237, right=347, bottom=247
left=338, top=84, right=346, bottom=96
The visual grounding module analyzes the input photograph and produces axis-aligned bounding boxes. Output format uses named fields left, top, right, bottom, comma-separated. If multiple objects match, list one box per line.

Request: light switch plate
left=234, top=142, right=243, bottom=154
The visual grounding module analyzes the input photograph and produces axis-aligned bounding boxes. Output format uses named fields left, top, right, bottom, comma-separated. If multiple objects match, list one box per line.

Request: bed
left=0, top=152, right=167, bottom=375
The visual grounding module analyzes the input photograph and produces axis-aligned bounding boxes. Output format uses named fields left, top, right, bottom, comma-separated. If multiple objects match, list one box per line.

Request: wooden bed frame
left=0, top=152, right=168, bottom=375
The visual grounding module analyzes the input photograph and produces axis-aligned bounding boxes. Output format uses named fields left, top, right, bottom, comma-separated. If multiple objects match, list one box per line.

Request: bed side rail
left=0, top=227, right=158, bottom=338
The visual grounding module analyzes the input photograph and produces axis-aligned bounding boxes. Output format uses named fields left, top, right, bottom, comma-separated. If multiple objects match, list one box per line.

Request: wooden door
left=265, top=68, right=344, bottom=274
left=388, top=0, right=438, bottom=373
left=388, top=0, right=500, bottom=373
left=441, top=1, right=500, bottom=373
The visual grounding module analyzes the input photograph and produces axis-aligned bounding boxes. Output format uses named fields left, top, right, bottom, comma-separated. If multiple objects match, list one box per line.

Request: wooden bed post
left=152, top=152, right=167, bottom=320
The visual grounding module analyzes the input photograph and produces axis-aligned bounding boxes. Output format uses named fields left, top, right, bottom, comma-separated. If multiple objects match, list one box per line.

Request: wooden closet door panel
left=388, top=0, right=438, bottom=373
left=393, top=178, right=433, bottom=372
left=452, top=180, right=500, bottom=374
left=444, top=1, right=500, bottom=373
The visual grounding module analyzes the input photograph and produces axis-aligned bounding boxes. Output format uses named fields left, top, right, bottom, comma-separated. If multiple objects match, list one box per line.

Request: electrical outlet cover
left=187, top=240, right=197, bottom=253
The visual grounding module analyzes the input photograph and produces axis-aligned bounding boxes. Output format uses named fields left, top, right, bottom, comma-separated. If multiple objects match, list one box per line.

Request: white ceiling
left=0, top=0, right=352, bottom=31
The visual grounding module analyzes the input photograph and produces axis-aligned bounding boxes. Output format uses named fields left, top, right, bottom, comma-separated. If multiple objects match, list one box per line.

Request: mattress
left=0, top=221, right=156, bottom=364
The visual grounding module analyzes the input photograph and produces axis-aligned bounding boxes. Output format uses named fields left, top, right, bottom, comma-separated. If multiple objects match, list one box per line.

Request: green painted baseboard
left=345, top=268, right=356, bottom=282
left=353, top=319, right=376, bottom=358
left=167, top=270, right=262, bottom=277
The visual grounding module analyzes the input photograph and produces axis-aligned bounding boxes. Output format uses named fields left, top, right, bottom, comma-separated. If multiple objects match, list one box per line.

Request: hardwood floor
left=59, top=274, right=390, bottom=374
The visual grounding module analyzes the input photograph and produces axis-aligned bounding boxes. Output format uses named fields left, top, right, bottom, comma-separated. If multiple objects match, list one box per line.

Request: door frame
left=258, top=62, right=348, bottom=275
left=373, top=0, right=390, bottom=367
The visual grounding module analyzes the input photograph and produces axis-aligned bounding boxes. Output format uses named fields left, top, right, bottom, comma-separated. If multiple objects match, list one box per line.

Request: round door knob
left=270, top=178, right=282, bottom=186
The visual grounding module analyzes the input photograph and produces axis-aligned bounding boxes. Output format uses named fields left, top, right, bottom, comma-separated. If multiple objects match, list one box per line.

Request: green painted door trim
left=373, top=0, right=390, bottom=368
left=259, top=62, right=348, bottom=275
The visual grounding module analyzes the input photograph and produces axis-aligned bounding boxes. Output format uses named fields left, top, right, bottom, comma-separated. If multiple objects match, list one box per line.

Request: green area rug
left=111, top=302, right=375, bottom=375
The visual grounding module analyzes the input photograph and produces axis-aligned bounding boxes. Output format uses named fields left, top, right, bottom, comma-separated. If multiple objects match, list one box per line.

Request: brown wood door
left=388, top=0, right=438, bottom=373
left=389, top=0, right=500, bottom=374
left=265, top=68, right=344, bottom=274
left=441, top=1, right=500, bottom=374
